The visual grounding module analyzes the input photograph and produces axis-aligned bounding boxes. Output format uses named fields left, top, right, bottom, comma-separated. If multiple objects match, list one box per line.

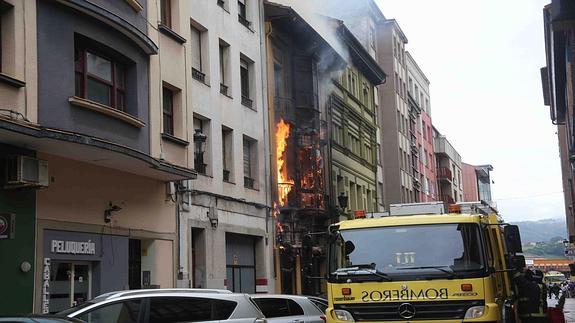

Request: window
left=365, top=143, right=373, bottom=163
left=219, top=41, right=230, bottom=95
left=191, top=25, right=206, bottom=82
left=0, top=1, right=10, bottom=74
left=162, top=87, right=174, bottom=135
left=160, top=0, right=172, bottom=28
left=253, top=298, right=304, bottom=318
left=77, top=300, right=141, bottom=323
left=377, top=143, right=382, bottom=165
left=148, top=297, right=237, bottom=322
left=222, top=127, right=233, bottom=182
left=243, top=137, right=256, bottom=189
left=194, top=117, right=210, bottom=175
left=75, top=44, right=127, bottom=111
left=238, top=0, right=251, bottom=28
left=240, top=57, right=253, bottom=107
left=394, top=73, right=398, bottom=93
left=333, top=122, right=343, bottom=145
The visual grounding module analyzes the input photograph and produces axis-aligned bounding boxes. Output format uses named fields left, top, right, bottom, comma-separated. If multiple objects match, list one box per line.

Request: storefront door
left=48, top=262, right=91, bottom=313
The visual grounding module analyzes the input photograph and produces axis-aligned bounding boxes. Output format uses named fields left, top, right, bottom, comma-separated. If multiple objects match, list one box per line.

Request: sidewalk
left=564, top=297, right=575, bottom=322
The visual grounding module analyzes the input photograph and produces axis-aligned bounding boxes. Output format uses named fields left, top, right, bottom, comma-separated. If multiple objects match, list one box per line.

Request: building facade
left=541, top=0, right=575, bottom=242
left=0, top=0, right=203, bottom=314
left=433, top=127, right=464, bottom=204
left=406, top=52, right=436, bottom=203
left=329, top=21, right=386, bottom=219
left=180, top=0, right=272, bottom=294
left=462, top=163, right=494, bottom=203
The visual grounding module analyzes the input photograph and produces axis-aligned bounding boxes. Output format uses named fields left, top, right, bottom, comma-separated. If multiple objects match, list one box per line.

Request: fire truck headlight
left=464, top=306, right=485, bottom=319
left=332, top=309, right=355, bottom=322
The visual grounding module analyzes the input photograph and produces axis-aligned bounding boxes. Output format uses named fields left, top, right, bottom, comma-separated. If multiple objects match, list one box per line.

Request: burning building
left=265, top=1, right=345, bottom=295
left=264, top=1, right=385, bottom=295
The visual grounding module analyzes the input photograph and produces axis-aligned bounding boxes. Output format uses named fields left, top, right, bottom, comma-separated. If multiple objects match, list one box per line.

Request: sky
left=375, top=0, right=564, bottom=222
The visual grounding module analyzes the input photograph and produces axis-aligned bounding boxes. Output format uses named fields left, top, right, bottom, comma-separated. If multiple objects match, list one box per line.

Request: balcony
left=220, top=83, right=229, bottom=96
left=437, top=167, right=453, bottom=182
left=238, top=15, right=251, bottom=29
left=195, top=163, right=207, bottom=175
left=192, top=68, right=205, bottom=83
left=244, top=176, right=255, bottom=189
left=274, top=96, right=295, bottom=123
left=410, top=142, right=418, bottom=154
left=242, top=95, right=253, bottom=108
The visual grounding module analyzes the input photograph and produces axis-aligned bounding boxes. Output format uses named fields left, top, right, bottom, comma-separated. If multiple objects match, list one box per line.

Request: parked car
left=0, top=316, right=84, bottom=323
left=251, top=295, right=325, bottom=323
left=305, top=296, right=327, bottom=314
left=58, top=288, right=265, bottom=323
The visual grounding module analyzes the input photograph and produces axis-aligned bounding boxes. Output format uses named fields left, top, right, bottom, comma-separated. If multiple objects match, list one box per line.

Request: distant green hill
left=510, top=218, right=567, bottom=244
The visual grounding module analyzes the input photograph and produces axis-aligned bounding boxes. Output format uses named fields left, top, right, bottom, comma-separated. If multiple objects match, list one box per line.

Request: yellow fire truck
left=326, top=202, right=525, bottom=323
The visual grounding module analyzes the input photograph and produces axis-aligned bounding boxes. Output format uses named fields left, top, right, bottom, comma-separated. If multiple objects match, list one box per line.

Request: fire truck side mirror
left=509, top=255, right=526, bottom=271
left=344, top=241, right=355, bottom=255
left=504, top=225, right=523, bottom=254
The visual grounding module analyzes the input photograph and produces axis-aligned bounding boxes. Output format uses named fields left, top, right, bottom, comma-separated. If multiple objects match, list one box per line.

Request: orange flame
left=276, top=119, right=294, bottom=206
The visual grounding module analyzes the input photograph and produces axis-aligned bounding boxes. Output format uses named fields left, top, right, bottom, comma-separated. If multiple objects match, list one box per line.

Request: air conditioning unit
left=4, top=155, right=49, bottom=188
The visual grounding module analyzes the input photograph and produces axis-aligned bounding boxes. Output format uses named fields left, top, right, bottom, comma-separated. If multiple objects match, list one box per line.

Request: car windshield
left=329, top=223, right=486, bottom=281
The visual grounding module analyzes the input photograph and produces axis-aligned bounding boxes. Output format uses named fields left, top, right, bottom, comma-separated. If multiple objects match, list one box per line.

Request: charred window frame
left=74, top=40, right=127, bottom=112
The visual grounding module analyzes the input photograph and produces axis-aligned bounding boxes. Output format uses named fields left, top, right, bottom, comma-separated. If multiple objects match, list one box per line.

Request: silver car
left=251, top=295, right=325, bottom=323
left=58, top=289, right=266, bottom=323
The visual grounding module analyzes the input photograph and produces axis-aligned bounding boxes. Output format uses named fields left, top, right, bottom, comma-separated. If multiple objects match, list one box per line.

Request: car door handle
left=292, top=320, right=304, bottom=323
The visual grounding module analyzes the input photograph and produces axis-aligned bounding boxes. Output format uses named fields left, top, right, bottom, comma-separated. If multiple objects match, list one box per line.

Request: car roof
left=251, top=294, right=311, bottom=300
left=94, top=288, right=233, bottom=301
left=0, top=316, right=83, bottom=323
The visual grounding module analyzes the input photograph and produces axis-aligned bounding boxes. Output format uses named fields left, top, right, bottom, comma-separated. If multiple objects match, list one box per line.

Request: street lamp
left=193, top=129, right=207, bottom=173
left=338, top=192, right=348, bottom=211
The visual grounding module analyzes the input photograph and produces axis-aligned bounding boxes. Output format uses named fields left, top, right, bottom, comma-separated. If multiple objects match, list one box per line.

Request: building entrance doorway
left=48, top=262, right=91, bottom=313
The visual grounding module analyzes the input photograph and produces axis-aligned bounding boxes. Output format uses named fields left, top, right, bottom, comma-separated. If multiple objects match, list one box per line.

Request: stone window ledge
left=161, top=132, right=189, bottom=146
left=68, top=96, right=145, bottom=128
left=158, top=24, right=186, bottom=44
left=0, top=72, right=25, bottom=88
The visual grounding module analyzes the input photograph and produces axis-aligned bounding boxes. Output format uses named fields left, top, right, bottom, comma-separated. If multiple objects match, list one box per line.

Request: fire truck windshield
left=329, top=223, right=487, bottom=281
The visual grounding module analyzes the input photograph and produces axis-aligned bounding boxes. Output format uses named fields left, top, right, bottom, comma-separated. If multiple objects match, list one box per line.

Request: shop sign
left=42, top=258, right=51, bottom=314
left=0, top=214, right=15, bottom=240
left=50, top=240, right=96, bottom=255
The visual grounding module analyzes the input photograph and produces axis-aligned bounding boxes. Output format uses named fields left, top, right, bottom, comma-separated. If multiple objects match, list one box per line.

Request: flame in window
left=276, top=119, right=294, bottom=206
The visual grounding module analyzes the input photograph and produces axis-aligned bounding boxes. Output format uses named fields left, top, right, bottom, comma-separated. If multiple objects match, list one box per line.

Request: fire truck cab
left=326, top=201, right=524, bottom=323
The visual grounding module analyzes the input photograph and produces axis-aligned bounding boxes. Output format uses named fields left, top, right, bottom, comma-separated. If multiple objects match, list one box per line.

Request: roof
left=337, top=213, right=485, bottom=230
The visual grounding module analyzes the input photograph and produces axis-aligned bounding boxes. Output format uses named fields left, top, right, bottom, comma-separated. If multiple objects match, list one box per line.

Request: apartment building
left=541, top=1, right=575, bottom=242
left=0, top=0, right=201, bottom=314
left=462, top=163, right=494, bottom=204
left=329, top=21, right=386, bottom=218
left=181, top=0, right=272, bottom=294
left=406, top=52, right=437, bottom=202
left=433, top=127, right=464, bottom=204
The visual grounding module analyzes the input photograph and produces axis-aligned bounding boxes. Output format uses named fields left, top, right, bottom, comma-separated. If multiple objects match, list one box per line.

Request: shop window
left=77, top=299, right=141, bottom=323
left=128, top=239, right=142, bottom=290
left=253, top=298, right=304, bottom=318
left=74, top=41, right=128, bottom=112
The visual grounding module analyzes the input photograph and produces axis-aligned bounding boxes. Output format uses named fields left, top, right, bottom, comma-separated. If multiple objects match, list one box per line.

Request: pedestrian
left=552, top=283, right=561, bottom=299
left=513, top=268, right=548, bottom=323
